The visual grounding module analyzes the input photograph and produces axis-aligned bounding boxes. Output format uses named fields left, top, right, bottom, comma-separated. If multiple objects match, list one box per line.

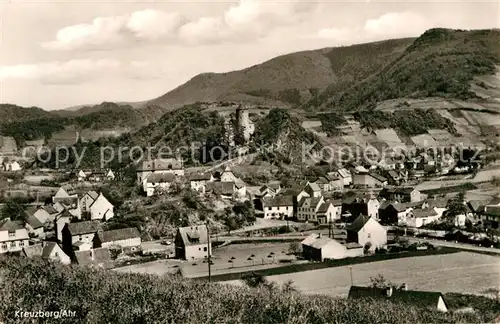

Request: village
left=1, top=124, right=500, bottom=310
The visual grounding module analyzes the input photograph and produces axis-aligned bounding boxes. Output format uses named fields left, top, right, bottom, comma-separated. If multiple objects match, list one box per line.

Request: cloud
left=43, top=1, right=317, bottom=50
left=0, top=59, right=122, bottom=84
left=311, top=11, right=435, bottom=44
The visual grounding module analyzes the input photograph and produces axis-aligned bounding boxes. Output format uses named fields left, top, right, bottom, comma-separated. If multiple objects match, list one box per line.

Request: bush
left=0, top=256, right=488, bottom=323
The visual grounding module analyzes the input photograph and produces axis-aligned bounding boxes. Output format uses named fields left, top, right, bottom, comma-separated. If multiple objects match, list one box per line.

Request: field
left=225, top=252, right=500, bottom=297
left=114, top=243, right=296, bottom=278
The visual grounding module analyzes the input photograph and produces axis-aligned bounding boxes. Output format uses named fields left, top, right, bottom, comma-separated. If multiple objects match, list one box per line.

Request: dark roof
left=98, top=228, right=140, bottom=243
left=379, top=200, right=391, bottom=210
left=427, top=199, right=447, bottom=209
left=299, top=197, right=323, bottom=208
left=177, top=225, right=209, bottom=246
left=85, top=191, right=99, bottom=200
left=41, top=242, right=63, bottom=258
left=67, top=221, right=101, bottom=235
left=412, top=208, right=438, bottom=218
left=348, top=215, right=371, bottom=232
left=392, top=203, right=409, bottom=213
left=139, top=158, right=182, bottom=171
left=317, top=202, right=332, bottom=213
left=42, top=205, right=58, bottom=214
left=263, top=195, right=293, bottom=207
left=22, top=244, right=43, bottom=258
left=0, top=219, right=24, bottom=232
left=26, top=215, right=44, bottom=229
left=388, top=187, right=417, bottom=195
left=188, top=173, right=212, bottom=181
left=370, top=173, right=387, bottom=182
left=348, top=286, right=447, bottom=309
left=388, top=170, right=400, bottom=179
left=314, top=177, right=330, bottom=185
left=146, top=173, right=176, bottom=183
left=206, top=182, right=235, bottom=195
left=74, top=248, right=113, bottom=269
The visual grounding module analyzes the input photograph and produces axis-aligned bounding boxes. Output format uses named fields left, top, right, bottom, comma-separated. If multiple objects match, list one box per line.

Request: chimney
left=401, top=283, right=408, bottom=291
left=318, top=233, right=322, bottom=238
left=386, top=287, right=393, bottom=297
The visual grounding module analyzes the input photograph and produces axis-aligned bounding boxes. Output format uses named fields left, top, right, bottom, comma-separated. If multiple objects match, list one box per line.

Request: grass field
left=225, top=252, right=500, bottom=297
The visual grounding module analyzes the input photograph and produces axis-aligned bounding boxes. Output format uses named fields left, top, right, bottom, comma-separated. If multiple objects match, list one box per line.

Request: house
left=52, top=185, right=78, bottom=203
left=262, top=195, right=294, bottom=220
left=175, top=225, right=211, bottom=260
left=80, top=191, right=99, bottom=214
left=22, top=242, right=71, bottom=265
left=0, top=219, right=29, bottom=254
left=348, top=286, right=448, bottom=312
left=77, top=170, right=88, bottom=181
left=301, top=234, right=363, bottom=261
left=381, top=187, right=422, bottom=203
left=93, top=227, right=141, bottom=252
left=378, top=202, right=410, bottom=226
left=74, top=248, right=114, bottom=269
left=313, top=177, right=332, bottom=192
left=304, top=182, right=322, bottom=198
left=106, top=170, right=115, bottom=181
left=352, top=173, right=385, bottom=188
left=256, top=185, right=277, bottom=199
left=316, top=200, right=342, bottom=224
left=297, top=196, right=325, bottom=223
left=32, top=205, right=59, bottom=226
left=378, top=156, right=397, bottom=170
left=326, top=173, right=344, bottom=191
left=206, top=182, right=235, bottom=199
left=62, top=221, right=101, bottom=256
left=2, top=160, right=22, bottom=172
left=136, top=158, right=184, bottom=185
left=234, top=179, right=247, bottom=198
left=25, top=215, right=45, bottom=238
left=426, top=199, right=448, bottom=218
left=188, top=173, right=214, bottom=194
left=88, top=193, right=114, bottom=221
left=73, top=241, right=93, bottom=252
left=88, top=170, right=105, bottom=182
left=337, top=168, right=352, bottom=186
left=347, top=215, right=387, bottom=252
left=144, top=173, right=176, bottom=197
left=407, top=208, right=441, bottom=228
left=54, top=210, right=73, bottom=242
left=342, top=194, right=380, bottom=220
left=387, top=170, right=401, bottom=185
left=220, top=167, right=239, bottom=182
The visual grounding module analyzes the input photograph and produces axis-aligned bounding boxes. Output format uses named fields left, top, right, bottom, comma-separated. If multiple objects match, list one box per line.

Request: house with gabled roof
left=52, top=185, right=78, bottom=203
left=382, top=187, right=422, bottom=203
left=297, top=196, right=325, bottom=223
left=93, top=227, right=141, bottom=251
left=80, top=191, right=99, bottom=213
left=62, top=221, right=102, bottom=257
left=32, top=205, right=59, bottom=226
left=175, top=225, right=211, bottom=260
left=378, top=201, right=411, bottom=225
left=301, top=234, right=363, bottom=261
left=304, top=182, right=322, bottom=198
left=74, top=247, right=114, bottom=269
left=316, top=199, right=342, bottom=224
left=88, top=193, right=114, bottom=221
left=188, top=173, right=214, bottom=194
left=106, top=169, right=115, bottom=181
left=0, top=219, right=29, bottom=254
left=347, top=215, right=387, bottom=252
left=336, top=168, right=352, bottom=186
left=144, top=173, right=176, bottom=197
left=348, top=285, right=448, bottom=312
left=407, top=208, right=440, bottom=228
left=22, top=241, right=71, bottom=265
left=206, top=182, right=235, bottom=199
left=262, top=195, right=294, bottom=219
left=136, top=158, right=184, bottom=185
left=25, top=215, right=45, bottom=238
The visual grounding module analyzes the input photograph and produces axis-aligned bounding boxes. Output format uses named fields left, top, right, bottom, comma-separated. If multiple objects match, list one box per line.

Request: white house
left=2, top=160, right=22, bottom=172
left=407, top=209, right=441, bottom=228
left=0, top=219, right=29, bottom=254
left=22, top=242, right=71, bottom=265
left=220, top=167, right=239, bottom=182
left=144, top=173, right=176, bottom=197
left=52, top=185, right=78, bottom=203
left=89, top=193, right=114, bottom=221
left=188, top=173, right=214, bottom=194
left=337, top=168, right=352, bottom=186
left=262, top=195, right=294, bottom=219
left=106, top=170, right=115, bottom=181
left=33, top=205, right=59, bottom=225
left=347, top=215, right=387, bottom=252
left=77, top=170, right=88, bottom=181
left=80, top=191, right=99, bottom=214
left=316, top=199, right=342, bottom=224
left=136, top=158, right=184, bottom=185
left=25, top=215, right=45, bottom=238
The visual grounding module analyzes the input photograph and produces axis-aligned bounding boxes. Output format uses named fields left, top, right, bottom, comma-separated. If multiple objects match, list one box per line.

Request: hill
left=311, top=28, right=500, bottom=111
left=0, top=104, right=54, bottom=123
left=0, top=257, right=492, bottom=324
left=147, top=38, right=414, bottom=109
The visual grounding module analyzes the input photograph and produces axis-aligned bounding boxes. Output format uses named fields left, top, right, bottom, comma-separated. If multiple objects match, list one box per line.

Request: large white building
left=0, top=219, right=29, bottom=254
left=262, top=195, right=294, bottom=219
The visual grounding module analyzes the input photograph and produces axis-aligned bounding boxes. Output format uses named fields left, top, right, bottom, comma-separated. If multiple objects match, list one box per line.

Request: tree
left=445, top=191, right=467, bottom=223
left=1, top=199, right=27, bottom=221
left=282, top=280, right=297, bottom=293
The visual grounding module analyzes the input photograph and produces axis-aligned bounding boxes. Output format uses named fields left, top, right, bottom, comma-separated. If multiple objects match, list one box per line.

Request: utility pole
left=349, top=266, right=353, bottom=286
left=206, top=220, right=212, bottom=282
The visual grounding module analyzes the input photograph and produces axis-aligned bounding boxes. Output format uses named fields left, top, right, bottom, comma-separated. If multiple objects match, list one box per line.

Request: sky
left=0, top=0, right=499, bottom=110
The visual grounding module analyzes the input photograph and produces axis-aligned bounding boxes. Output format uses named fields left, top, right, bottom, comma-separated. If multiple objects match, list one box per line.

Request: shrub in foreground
left=0, top=257, right=487, bottom=323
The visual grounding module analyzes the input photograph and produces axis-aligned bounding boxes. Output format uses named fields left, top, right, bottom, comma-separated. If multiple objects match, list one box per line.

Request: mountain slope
left=312, top=28, right=500, bottom=111
left=0, top=104, right=55, bottom=124
left=147, top=38, right=415, bottom=109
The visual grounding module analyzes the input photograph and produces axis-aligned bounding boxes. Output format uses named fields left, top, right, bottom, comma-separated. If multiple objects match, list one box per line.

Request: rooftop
left=67, top=221, right=101, bottom=235
left=98, top=227, right=141, bottom=243
left=178, top=225, right=209, bottom=246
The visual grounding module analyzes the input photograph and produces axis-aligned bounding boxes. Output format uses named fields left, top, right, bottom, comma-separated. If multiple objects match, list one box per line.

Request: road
left=407, top=237, right=500, bottom=255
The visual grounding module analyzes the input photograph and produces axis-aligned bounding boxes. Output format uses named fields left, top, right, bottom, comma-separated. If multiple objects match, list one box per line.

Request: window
left=367, top=233, right=371, bottom=239
left=10, top=241, right=16, bottom=248
left=204, top=247, right=207, bottom=252
left=19, top=241, right=25, bottom=247
left=1, top=243, right=7, bottom=250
